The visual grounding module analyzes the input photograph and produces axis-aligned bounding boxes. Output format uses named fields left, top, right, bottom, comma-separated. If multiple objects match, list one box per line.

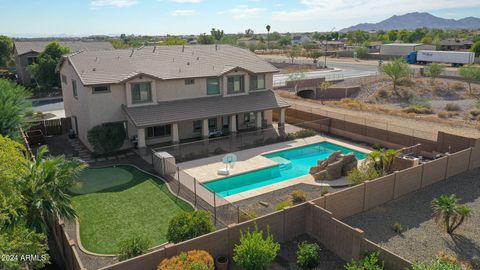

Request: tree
left=472, top=40, right=480, bottom=57
left=233, top=226, right=280, bottom=270
left=87, top=123, right=126, bottom=155
left=166, top=210, right=215, bottom=243
left=197, top=33, right=214, bottom=44
left=288, top=46, right=302, bottom=63
left=458, top=65, right=480, bottom=95
left=162, top=37, right=187, bottom=45
left=296, top=242, right=320, bottom=270
left=23, top=146, right=87, bottom=233
left=27, top=41, right=70, bottom=88
left=379, top=58, right=411, bottom=93
left=210, top=28, right=224, bottom=44
left=278, top=36, right=291, bottom=48
left=245, top=29, right=254, bottom=37
left=431, top=194, right=472, bottom=235
left=424, top=63, right=445, bottom=84
left=307, top=50, right=322, bottom=65
left=345, top=252, right=384, bottom=270
left=318, top=81, right=333, bottom=104
left=0, top=35, right=13, bottom=67
left=0, top=79, right=32, bottom=140
left=367, top=149, right=398, bottom=174
left=117, top=235, right=151, bottom=261
left=354, top=46, right=369, bottom=59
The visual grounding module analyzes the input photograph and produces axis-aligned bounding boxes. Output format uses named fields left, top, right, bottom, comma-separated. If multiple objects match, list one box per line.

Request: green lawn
left=69, top=165, right=193, bottom=254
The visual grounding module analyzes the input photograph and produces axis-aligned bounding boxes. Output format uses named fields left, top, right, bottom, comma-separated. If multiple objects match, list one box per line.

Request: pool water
left=204, top=142, right=367, bottom=197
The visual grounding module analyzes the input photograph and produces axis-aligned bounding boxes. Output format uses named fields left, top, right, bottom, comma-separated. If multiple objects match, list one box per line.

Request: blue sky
left=1, top=0, right=480, bottom=37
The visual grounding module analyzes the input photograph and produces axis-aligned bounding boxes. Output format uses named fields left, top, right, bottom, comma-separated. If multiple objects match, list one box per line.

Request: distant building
left=13, top=40, right=114, bottom=86
left=380, top=43, right=436, bottom=57
left=439, top=39, right=473, bottom=51
left=367, top=41, right=383, bottom=50
left=317, top=40, right=345, bottom=50
left=291, top=35, right=312, bottom=46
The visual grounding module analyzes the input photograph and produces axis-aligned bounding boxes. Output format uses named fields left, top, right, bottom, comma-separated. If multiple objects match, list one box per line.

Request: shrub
left=444, top=103, right=461, bottom=111
left=470, top=109, right=480, bottom=120
left=287, top=129, right=317, bottom=140
left=425, top=63, right=445, bottom=84
left=117, top=235, right=151, bottom=261
left=392, top=222, right=403, bottom=234
left=347, top=163, right=382, bottom=185
left=296, top=242, right=321, bottom=270
left=291, top=190, right=307, bottom=204
left=431, top=194, right=472, bottom=235
left=321, top=186, right=329, bottom=196
left=276, top=200, right=293, bottom=210
left=437, top=112, right=449, bottom=119
left=410, top=259, right=461, bottom=270
left=166, top=210, right=215, bottom=243
left=354, top=46, right=369, bottom=59
left=158, top=250, right=214, bottom=270
left=402, top=105, right=434, bottom=114
left=233, top=226, right=280, bottom=270
left=87, top=122, right=126, bottom=154
left=239, top=210, right=257, bottom=222
left=345, top=251, right=384, bottom=270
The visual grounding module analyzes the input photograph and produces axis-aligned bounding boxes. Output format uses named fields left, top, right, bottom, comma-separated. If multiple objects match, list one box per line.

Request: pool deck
left=178, top=135, right=372, bottom=203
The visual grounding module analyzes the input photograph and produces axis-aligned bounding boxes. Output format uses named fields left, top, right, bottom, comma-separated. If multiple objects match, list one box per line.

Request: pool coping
left=72, top=163, right=194, bottom=257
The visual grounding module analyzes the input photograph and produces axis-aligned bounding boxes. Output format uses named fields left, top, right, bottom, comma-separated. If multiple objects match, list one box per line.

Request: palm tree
left=367, top=149, right=398, bottom=174
left=266, top=25, right=271, bottom=50
left=23, top=146, right=87, bottom=232
left=431, top=194, right=472, bottom=235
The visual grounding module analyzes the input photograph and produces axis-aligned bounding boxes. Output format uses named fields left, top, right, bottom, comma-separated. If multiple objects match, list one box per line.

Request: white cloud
left=170, top=9, right=196, bottom=16
left=227, top=5, right=267, bottom=20
left=273, top=0, right=480, bottom=22
left=90, top=0, right=138, bottom=8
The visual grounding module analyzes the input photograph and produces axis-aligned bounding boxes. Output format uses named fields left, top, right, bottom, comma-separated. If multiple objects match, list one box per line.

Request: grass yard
left=69, top=165, right=193, bottom=254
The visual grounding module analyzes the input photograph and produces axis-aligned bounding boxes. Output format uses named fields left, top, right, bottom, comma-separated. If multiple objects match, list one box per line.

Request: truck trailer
left=406, top=50, right=475, bottom=66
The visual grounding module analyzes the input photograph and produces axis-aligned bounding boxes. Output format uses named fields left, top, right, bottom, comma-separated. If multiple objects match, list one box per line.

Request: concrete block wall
left=363, top=174, right=395, bottom=210
left=361, top=239, right=411, bottom=270
left=393, top=165, right=423, bottom=199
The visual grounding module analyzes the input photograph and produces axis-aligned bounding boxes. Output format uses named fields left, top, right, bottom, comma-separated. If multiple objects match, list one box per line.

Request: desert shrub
left=354, top=46, right=369, bottom=59
left=117, top=235, right=151, bottom=261
left=375, top=89, right=389, bottom=99
left=345, top=251, right=384, bottom=270
left=347, top=163, right=382, bottom=185
left=445, top=103, right=461, bottom=111
left=392, top=222, right=403, bottom=234
left=166, top=210, right=215, bottom=243
left=291, top=190, right=307, bottom=204
left=87, top=122, right=126, bottom=154
left=448, top=82, right=465, bottom=91
left=437, top=112, right=449, bottom=119
left=239, top=210, right=257, bottom=222
left=410, top=259, right=461, bottom=270
left=233, top=226, right=280, bottom=270
left=403, top=105, right=434, bottom=114
left=296, top=242, right=321, bottom=270
left=276, top=200, right=293, bottom=210
left=469, top=109, right=480, bottom=120
left=158, top=250, right=214, bottom=270
left=293, top=129, right=317, bottom=139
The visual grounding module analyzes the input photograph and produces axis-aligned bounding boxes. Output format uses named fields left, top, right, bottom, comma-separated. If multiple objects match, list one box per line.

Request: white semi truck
left=406, top=50, right=475, bottom=66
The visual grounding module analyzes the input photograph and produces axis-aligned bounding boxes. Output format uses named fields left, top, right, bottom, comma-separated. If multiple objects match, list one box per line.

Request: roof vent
left=187, top=62, right=190, bottom=66
left=153, top=46, right=157, bottom=53
left=182, top=45, right=185, bottom=52
left=92, top=68, right=96, bottom=71
left=197, top=56, right=200, bottom=61
left=173, top=58, right=175, bottom=62
left=130, top=49, right=134, bottom=57
left=95, top=57, right=98, bottom=62
left=179, top=68, right=181, bottom=73
left=215, top=44, right=218, bottom=51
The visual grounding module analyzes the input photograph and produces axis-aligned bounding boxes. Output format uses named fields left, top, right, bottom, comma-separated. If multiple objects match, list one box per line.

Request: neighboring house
left=367, top=41, right=383, bottom=50
left=439, top=39, right=473, bottom=51
left=58, top=45, right=289, bottom=151
left=14, top=40, right=114, bottom=86
left=380, top=43, right=436, bottom=56
left=291, top=35, right=312, bottom=46
left=317, top=40, right=345, bottom=50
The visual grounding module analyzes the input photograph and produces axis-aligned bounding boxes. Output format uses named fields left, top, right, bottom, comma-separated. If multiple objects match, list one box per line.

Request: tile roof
left=14, top=41, right=114, bottom=55
left=63, top=45, right=278, bottom=85
left=122, top=90, right=289, bottom=128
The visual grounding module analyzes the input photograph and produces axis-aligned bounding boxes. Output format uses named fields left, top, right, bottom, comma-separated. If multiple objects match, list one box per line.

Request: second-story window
left=207, top=78, right=220, bottom=95
left=72, top=79, right=78, bottom=99
left=93, top=85, right=110, bottom=94
left=61, top=75, right=67, bottom=84
left=250, top=74, right=265, bottom=90
left=227, top=75, right=245, bottom=94
left=131, top=82, right=152, bottom=104
left=185, top=79, right=195, bottom=85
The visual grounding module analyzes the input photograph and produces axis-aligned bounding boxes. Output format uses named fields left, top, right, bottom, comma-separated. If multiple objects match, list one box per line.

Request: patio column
left=278, top=108, right=286, bottom=127
left=172, top=123, right=179, bottom=144
left=256, top=111, right=262, bottom=129
left=202, top=119, right=209, bottom=138
left=137, top=128, right=146, bottom=148
left=230, top=115, right=237, bottom=133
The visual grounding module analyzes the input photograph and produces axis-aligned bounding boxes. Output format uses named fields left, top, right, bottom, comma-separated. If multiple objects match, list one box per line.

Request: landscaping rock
left=310, top=151, right=358, bottom=181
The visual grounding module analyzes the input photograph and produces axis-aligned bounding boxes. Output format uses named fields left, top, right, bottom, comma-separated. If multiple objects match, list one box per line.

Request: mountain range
left=341, top=12, right=480, bottom=32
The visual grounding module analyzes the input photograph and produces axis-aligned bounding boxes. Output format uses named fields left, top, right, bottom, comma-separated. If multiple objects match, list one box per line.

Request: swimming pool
left=204, top=142, right=367, bottom=197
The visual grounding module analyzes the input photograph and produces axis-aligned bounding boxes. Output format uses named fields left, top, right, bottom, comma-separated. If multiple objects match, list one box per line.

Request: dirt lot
left=344, top=168, right=480, bottom=268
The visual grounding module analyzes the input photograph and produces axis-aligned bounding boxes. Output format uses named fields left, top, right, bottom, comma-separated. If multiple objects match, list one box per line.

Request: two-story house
left=58, top=45, right=289, bottom=151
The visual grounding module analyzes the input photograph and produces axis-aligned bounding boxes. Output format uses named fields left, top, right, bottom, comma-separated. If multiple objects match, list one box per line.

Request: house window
left=147, top=125, right=171, bottom=138
left=222, top=116, right=230, bottom=130
left=193, top=120, right=202, bottom=133
left=207, top=78, right=220, bottom=95
left=27, top=57, right=37, bottom=65
left=72, top=79, right=78, bottom=98
left=92, top=85, right=110, bottom=93
left=208, top=118, right=217, bottom=132
left=244, top=112, right=255, bottom=123
left=250, top=74, right=265, bottom=90
left=227, top=75, right=245, bottom=93
left=131, top=82, right=152, bottom=104
left=61, top=75, right=67, bottom=84
left=185, top=79, right=195, bottom=85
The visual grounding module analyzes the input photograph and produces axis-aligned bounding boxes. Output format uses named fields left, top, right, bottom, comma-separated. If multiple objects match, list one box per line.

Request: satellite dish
left=223, top=153, right=237, bottom=169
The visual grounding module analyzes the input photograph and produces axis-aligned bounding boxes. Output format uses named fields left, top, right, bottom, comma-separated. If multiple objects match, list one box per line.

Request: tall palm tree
left=431, top=194, right=472, bottom=235
left=23, top=146, right=87, bottom=233
left=367, top=149, right=398, bottom=174
left=266, top=25, right=271, bottom=50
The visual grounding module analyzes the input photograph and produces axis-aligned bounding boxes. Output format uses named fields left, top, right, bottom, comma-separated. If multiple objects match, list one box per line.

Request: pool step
left=269, top=156, right=292, bottom=170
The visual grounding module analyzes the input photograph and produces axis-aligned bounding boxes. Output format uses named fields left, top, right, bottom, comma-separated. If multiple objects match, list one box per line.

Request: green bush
left=296, top=242, right=321, bottom=270
left=291, top=190, right=307, bottom=204
left=345, top=251, right=384, bottom=270
left=410, top=259, right=461, bottom=270
left=276, top=200, right=293, bottom=211
left=233, top=226, right=280, bottom=270
left=117, top=235, right=151, bottom=261
left=166, top=210, right=215, bottom=243
left=347, top=163, right=382, bottom=185
left=87, top=122, right=126, bottom=154
left=444, top=103, right=460, bottom=111
left=287, top=129, right=317, bottom=140
left=392, top=222, right=403, bottom=234
left=354, top=46, right=369, bottom=59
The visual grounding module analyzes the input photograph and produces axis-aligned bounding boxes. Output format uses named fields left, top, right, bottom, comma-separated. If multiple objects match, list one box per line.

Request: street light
left=324, top=27, right=335, bottom=69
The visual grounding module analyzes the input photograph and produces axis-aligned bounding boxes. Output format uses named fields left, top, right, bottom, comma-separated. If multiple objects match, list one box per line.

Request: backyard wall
left=50, top=219, right=86, bottom=270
